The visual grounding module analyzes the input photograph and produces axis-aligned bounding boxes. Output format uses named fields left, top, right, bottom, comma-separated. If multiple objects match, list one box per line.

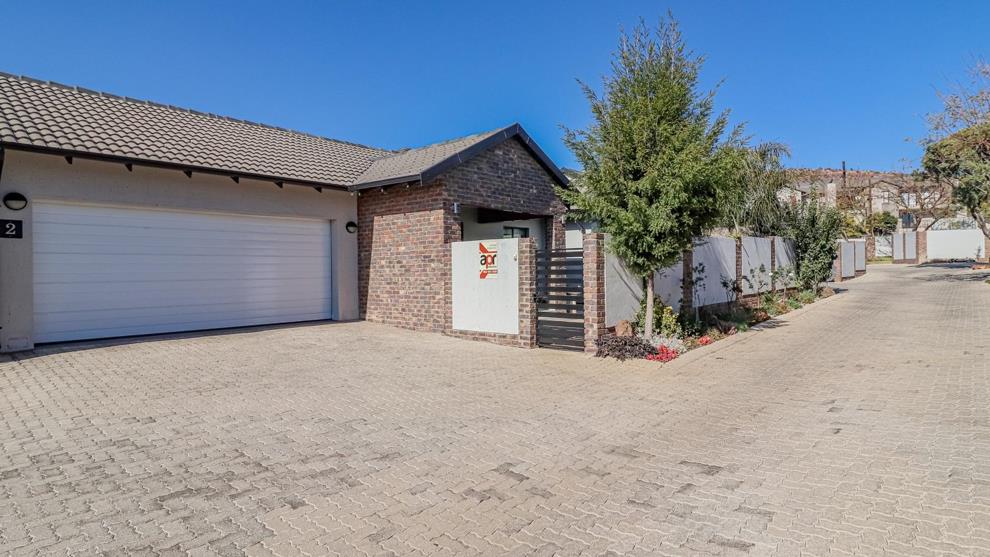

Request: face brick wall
left=438, top=138, right=566, bottom=223
left=357, top=184, right=446, bottom=330
left=358, top=137, right=567, bottom=337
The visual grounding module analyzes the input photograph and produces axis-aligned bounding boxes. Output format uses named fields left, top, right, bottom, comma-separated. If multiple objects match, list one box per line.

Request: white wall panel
left=451, top=239, right=519, bottom=334
left=741, top=237, right=773, bottom=295
left=926, top=229, right=985, bottom=261
left=691, top=237, right=737, bottom=307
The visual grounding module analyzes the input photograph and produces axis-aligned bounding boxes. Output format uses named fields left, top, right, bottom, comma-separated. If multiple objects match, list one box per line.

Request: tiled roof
left=0, top=72, right=390, bottom=186
left=353, top=128, right=506, bottom=188
left=0, top=72, right=566, bottom=190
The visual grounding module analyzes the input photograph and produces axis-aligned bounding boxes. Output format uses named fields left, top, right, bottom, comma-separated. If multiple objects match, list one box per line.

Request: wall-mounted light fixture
left=2, top=192, right=27, bottom=211
left=345, top=221, right=358, bottom=234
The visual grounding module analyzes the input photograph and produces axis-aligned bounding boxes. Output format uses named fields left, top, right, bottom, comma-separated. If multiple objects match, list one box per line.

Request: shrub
left=634, top=297, right=682, bottom=338
left=786, top=298, right=803, bottom=310
left=796, top=289, right=817, bottom=304
left=595, top=335, right=657, bottom=361
left=784, top=201, right=842, bottom=290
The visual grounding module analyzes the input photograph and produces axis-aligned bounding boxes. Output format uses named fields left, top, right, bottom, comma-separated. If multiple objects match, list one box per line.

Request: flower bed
left=596, top=287, right=833, bottom=363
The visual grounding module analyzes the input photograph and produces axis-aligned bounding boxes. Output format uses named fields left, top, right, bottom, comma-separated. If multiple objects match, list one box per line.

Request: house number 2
left=0, top=219, right=23, bottom=239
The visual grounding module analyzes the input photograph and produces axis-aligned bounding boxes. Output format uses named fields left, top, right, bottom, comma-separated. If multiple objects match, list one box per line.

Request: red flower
left=698, top=335, right=713, bottom=346
left=646, top=346, right=679, bottom=362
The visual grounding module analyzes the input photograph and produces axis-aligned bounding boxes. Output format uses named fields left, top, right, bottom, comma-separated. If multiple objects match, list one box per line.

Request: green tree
left=560, top=16, right=743, bottom=337
left=923, top=123, right=990, bottom=239
left=864, top=212, right=897, bottom=236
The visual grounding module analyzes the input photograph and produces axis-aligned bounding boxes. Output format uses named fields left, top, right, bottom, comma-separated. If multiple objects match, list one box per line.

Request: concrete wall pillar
left=917, top=229, right=928, bottom=264
left=582, top=233, right=606, bottom=354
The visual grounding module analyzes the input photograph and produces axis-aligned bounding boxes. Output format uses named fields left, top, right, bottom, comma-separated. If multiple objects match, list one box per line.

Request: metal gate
left=535, top=248, right=584, bottom=350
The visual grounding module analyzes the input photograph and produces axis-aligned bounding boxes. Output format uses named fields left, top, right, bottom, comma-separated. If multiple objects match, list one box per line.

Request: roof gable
left=351, top=124, right=568, bottom=190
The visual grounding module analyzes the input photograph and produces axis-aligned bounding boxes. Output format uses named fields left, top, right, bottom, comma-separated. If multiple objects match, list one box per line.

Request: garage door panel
left=34, top=281, right=332, bottom=312
left=35, top=254, right=330, bottom=274
left=35, top=203, right=326, bottom=231
left=37, top=309, right=332, bottom=344
left=33, top=203, right=333, bottom=343
left=37, top=301, right=331, bottom=332
left=35, top=224, right=327, bottom=249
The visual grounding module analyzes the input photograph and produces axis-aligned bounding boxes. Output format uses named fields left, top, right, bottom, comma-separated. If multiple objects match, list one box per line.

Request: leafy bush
left=796, top=289, right=817, bottom=304
left=634, top=297, right=682, bottom=338
left=595, top=335, right=657, bottom=361
left=865, top=212, right=898, bottom=235
left=784, top=201, right=842, bottom=290
left=786, top=298, right=803, bottom=310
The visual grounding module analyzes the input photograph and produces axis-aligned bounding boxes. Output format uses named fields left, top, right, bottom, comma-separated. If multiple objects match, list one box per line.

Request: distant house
left=781, top=168, right=963, bottom=231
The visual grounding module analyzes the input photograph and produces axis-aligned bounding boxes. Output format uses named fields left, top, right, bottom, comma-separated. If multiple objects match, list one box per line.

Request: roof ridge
left=0, top=71, right=394, bottom=154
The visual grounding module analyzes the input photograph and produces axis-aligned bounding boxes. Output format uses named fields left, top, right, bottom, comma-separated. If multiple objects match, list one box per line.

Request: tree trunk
left=644, top=273, right=655, bottom=339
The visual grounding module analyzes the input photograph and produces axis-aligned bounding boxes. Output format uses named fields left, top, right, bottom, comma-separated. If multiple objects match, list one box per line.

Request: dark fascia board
left=347, top=173, right=423, bottom=191
left=1, top=142, right=350, bottom=191
left=347, top=123, right=570, bottom=192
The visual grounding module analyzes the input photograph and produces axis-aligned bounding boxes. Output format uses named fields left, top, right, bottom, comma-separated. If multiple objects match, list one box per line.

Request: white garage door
left=33, top=202, right=332, bottom=343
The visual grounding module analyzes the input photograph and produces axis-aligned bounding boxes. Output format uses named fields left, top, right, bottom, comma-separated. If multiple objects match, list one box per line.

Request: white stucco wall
left=692, top=237, right=737, bottom=307
left=852, top=239, right=867, bottom=271
left=604, top=248, right=642, bottom=327
left=840, top=240, right=856, bottom=277
left=774, top=236, right=796, bottom=271
left=926, top=229, right=985, bottom=261
left=603, top=240, right=683, bottom=327
left=0, top=150, right=359, bottom=351
left=741, top=237, right=773, bottom=295
left=451, top=238, right=520, bottom=334
left=564, top=221, right=597, bottom=250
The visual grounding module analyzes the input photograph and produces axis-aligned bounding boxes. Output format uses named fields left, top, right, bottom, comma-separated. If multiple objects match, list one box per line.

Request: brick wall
left=357, top=184, right=446, bottom=330
left=438, top=137, right=567, bottom=250
left=583, top=233, right=606, bottom=354
left=358, top=137, right=567, bottom=341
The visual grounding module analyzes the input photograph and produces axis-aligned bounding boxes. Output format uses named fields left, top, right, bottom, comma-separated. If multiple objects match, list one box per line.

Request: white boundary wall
left=893, top=231, right=918, bottom=261
left=604, top=242, right=682, bottom=327
left=852, top=239, right=866, bottom=271
left=927, top=229, right=985, bottom=261
left=603, top=235, right=812, bottom=326
left=692, top=237, right=737, bottom=307
left=839, top=240, right=856, bottom=278
left=451, top=238, right=519, bottom=334
left=741, top=237, right=773, bottom=295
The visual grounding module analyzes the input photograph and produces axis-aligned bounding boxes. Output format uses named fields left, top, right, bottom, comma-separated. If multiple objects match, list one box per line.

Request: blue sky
left=4, top=1, right=988, bottom=172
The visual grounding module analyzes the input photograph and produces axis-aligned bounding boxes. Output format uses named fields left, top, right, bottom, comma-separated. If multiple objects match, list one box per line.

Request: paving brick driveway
left=2, top=263, right=990, bottom=556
